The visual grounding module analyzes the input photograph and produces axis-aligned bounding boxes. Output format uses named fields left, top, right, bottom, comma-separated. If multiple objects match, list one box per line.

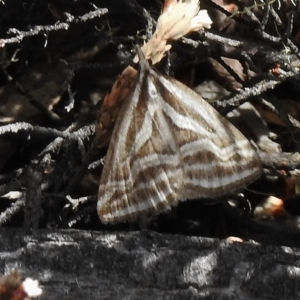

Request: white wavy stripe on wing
left=180, top=138, right=256, bottom=157
left=99, top=169, right=180, bottom=219
left=101, top=148, right=258, bottom=192
left=151, top=71, right=230, bottom=129
left=100, top=165, right=259, bottom=221
left=99, top=159, right=259, bottom=209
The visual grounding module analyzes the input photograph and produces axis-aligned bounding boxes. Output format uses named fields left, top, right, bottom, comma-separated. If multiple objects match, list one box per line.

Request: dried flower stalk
left=136, top=0, right=212, bottom=64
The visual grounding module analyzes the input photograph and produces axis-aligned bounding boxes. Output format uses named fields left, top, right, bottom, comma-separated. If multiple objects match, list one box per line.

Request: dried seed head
left=136, top=0, right=213, bottom=64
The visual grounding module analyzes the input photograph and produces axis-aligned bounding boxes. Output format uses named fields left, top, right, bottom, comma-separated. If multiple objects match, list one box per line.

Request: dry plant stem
left=47, top=128, right=95, bottom=199
left=268, top=95, right=300, bottom=129
left=136, top=0, right=212, bottom=64
left=203, top=35, right=262, bottom=77
left=258, top=151, right=300, bottom=171
left=0, top=121, right=95, bottom=227
left=13, top=82, right=62, bottom=123
left=15, top=153, right=81, bottom=227
left=67, top=202, right=97, bottom=227
left=142, top=7, right=156, bottom=39
left=23, top=164, right=43, bottom=229
left=203, top=32, right=244, bottom=47
left=257, top=97, right=300, bottom=129
left=66, top=195, right=96, bottom=210
left=39, top=124, right=94, bottom=156
left=88, top=159, right=103, bottom=170
left=0, top=122, right=94, bottom=160
left=203, top=0, right=233, bottom=17
left=213, top=55, right=245, bottom=86
left=0, top=199, right=24, bottom=226
left=0, top=7, right=108, bottom=46
left=243, top=1, right=299, bottom=59
left=270, top=7, right=293, bottom=41
left=267, top=97, right=300, bottom=153
left=260, top=2, right=270, bottom=30
left=204, top=31, right=298, bottom=77
left=0, top=122, right=73, bottom=139
left=239, top=51, right=260, bottom=77
left=269, top=6, right=282, bottom=27
left=215, top=79, right=280, bottom=111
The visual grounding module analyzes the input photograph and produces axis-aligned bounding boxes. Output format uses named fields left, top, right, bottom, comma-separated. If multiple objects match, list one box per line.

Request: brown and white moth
left=97, top=48, right=262, bottom=224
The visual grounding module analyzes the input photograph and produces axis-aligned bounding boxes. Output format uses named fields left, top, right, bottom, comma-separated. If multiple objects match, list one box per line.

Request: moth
left=97, top=49, right=262, bottom=224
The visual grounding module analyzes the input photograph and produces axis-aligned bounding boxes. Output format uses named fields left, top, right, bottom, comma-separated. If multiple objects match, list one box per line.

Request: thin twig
left=1, top=7, right=108, bottom=46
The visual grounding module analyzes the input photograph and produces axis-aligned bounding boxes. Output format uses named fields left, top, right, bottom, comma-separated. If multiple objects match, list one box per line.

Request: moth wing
left=98, top=62, right=262, bottom=224
left=98, top=64, right=184, bottom=224
left=151, top=70, right=262, bottom=198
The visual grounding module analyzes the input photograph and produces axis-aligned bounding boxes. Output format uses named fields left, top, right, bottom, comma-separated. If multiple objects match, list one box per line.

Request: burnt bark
left=1, top=228, right=300, bottom=300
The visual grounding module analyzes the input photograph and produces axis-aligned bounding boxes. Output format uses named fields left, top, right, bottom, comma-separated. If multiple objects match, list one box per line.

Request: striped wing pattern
left=97, top=59, right=262, bottom=224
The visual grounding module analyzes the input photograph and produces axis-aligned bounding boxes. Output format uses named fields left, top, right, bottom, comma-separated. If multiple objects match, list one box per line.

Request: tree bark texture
left=0, top=228, right=299, bottom=300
